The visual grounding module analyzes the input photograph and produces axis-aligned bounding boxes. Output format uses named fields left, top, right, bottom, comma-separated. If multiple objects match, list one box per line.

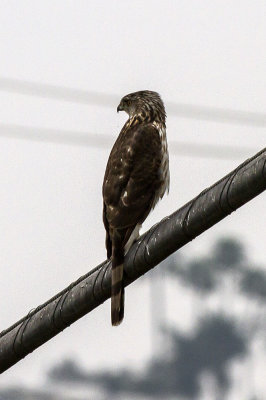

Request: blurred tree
left=47, top=316, right=247, bottom=399
left=179, top=258, right=217, bottom=292
left=162, top=237, right=246, bottom=293
left=162, top=253, right=217, bottom=293
left=240, top=269, right=266, bottom=300
left=212, top=238, right=244, bottom=271
left=47, top=358, right=87, bottom=382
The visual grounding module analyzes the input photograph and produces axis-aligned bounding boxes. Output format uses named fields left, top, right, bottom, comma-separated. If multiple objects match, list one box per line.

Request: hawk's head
left=117, top=90, right=166, bottom=124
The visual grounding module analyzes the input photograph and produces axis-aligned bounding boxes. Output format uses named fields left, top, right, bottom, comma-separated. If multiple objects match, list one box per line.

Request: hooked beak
left=117, top=103, right=123, bottom=113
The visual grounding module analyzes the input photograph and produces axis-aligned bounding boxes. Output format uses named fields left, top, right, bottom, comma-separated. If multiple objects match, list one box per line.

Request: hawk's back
left=103, top=119, right=169, bottom=234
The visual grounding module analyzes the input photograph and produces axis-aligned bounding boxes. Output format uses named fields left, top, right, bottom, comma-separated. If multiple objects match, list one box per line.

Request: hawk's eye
left=124, top=99, right=131, bottom=106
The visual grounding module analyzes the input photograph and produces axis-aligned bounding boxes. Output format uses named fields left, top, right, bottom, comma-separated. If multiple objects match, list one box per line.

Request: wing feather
left=103, top=123, right=162, bottom=237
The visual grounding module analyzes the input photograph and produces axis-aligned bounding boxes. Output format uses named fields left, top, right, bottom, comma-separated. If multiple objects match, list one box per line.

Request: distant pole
left=0, top=148, right=265, bottom=373
left=149, top=268, right=167, bottom=359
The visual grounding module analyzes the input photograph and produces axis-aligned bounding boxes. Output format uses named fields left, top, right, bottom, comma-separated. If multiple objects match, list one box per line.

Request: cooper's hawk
left=102, top=90, right=169, bottom=326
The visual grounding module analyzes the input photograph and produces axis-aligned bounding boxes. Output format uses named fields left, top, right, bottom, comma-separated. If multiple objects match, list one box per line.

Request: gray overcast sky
left=0, top=0, right=265, bottom=389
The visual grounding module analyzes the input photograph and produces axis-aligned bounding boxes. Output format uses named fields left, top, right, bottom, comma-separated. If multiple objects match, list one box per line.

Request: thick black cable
left=0, top=148, right=265, bottom=373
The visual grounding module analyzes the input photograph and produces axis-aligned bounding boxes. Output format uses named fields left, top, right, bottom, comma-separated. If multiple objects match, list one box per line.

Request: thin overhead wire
left=0, top=76, right=117, bottom=107
left=0, top=77, right=266, bottom=127
left=0, top=123, right=258, bottom=160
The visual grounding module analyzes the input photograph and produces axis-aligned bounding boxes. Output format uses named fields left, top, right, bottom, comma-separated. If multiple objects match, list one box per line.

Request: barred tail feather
left=111, top=248, right=125, bottom=326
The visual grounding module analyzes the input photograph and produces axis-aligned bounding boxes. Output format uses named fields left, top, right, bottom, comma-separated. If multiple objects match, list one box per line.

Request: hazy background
left=0, top=1, right=265, bottom=399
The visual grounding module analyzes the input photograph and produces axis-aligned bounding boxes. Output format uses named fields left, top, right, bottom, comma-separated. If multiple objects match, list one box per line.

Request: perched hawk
left=102, top=90, right=169, bottom=326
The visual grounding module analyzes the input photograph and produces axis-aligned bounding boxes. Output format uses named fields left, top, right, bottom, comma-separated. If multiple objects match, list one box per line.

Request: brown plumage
left=102, top=90, right=169, bottom=326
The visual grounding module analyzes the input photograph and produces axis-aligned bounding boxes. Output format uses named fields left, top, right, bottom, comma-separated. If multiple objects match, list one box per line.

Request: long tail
left=111, top=245, right=124, bottom=326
